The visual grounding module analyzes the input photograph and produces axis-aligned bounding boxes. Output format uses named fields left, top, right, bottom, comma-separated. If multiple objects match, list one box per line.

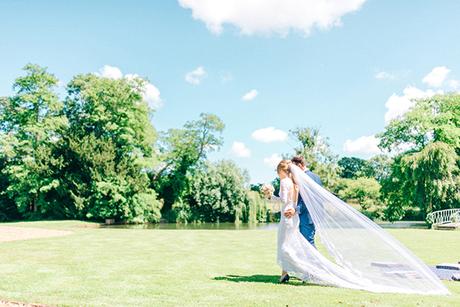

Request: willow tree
left=383, top=142, right=459, bottom=220
left=379, top=94, right=460, bottom=220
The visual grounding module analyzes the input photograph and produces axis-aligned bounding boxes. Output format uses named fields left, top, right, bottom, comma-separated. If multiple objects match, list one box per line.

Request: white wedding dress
left=275, top=165, right=449, bottom=295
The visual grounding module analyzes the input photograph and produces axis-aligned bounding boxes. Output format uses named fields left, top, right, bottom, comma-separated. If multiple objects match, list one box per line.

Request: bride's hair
left=277, top=160, right=292, bottom=175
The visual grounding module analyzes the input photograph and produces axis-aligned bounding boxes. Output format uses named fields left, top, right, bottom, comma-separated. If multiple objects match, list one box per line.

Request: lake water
left=100, top=221, right=428, bottom=230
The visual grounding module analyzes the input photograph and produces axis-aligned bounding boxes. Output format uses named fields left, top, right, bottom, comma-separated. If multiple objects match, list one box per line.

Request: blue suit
left=297, top=170, right=322, bottom=247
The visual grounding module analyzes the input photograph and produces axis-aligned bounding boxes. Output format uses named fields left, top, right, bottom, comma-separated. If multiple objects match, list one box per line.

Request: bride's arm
left=283, top=180, right=295, bottom=212
left=293, top=184, right=299, bottom=207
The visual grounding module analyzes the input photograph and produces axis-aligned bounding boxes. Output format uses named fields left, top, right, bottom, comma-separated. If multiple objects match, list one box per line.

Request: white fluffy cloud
left=242, top=89, right=258, bottom=101
left=263, top=153, right=282, bottom=169
left=348, top=66, right=454, bottom=156
left=185, top=66, right=206, bottom=85
left=422, top=66, right=450, bottom=88
left=142, top=83, right=162, bottom=109
left=98, top=65, right=123, bottom=79
left=252, top=127, right=288, bottom=143
left=178, top=0, right=366, bottom=36
left=375, top=71, right=395, bottom=80
left=96, top=66, right=162, bottom=109
left=384, top=86, right=439, bottom=123
left=231, top=141, right=251, bottom=157
left=343, top=135, right=381, bottom=155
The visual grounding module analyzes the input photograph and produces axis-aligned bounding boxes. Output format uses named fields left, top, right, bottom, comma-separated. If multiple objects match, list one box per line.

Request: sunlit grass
left=0, top=221, right=458, bottom=306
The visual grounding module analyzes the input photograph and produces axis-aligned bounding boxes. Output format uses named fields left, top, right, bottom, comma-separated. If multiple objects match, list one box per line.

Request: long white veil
left=289, top=164, right=449, bottom=295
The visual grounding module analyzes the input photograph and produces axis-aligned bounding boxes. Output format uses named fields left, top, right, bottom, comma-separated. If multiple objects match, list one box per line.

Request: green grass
left=0, top=221, right=459, bottom=306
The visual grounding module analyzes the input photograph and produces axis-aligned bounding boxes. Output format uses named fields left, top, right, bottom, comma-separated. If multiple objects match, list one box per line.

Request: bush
left=336, top=177, right=384, bottom=220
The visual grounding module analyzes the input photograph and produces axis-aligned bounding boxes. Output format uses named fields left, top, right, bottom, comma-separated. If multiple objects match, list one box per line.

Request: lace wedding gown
left=276, top=166, right=449, bottom=295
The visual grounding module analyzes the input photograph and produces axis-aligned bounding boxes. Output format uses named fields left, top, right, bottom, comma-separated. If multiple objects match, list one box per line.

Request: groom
left=284, top=156, right=322, bottom=247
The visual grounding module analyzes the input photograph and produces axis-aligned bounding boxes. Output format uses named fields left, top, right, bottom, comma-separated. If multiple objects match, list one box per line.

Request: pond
left=100, top=221, right=429, bottom=230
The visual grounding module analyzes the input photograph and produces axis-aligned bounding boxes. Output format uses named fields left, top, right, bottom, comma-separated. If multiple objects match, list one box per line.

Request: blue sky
left=1, top=0, right=460, bottom=183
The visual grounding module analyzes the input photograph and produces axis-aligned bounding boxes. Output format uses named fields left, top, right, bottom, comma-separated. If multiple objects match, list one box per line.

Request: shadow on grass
left=213, top=274, right=308, bottom=286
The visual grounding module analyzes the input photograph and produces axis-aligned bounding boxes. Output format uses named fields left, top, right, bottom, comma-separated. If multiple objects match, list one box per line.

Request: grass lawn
left=0, top=221, right=459, bottom=306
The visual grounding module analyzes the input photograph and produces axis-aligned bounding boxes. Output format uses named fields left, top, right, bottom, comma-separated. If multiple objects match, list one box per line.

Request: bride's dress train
left=276, top=165, right=449, bottom=295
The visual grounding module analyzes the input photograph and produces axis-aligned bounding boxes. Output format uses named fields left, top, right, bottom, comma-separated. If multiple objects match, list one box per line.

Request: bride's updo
left=277, top=159, right=292, bottom=175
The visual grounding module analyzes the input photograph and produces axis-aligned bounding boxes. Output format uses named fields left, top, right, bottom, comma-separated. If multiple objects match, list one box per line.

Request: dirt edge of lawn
left=0, top=226, right=72, bottom=243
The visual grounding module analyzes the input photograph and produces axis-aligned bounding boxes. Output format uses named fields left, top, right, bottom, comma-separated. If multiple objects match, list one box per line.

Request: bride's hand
left=261, top=184, right=274, bottom=199
left=284, top=208, right=295, bottom=218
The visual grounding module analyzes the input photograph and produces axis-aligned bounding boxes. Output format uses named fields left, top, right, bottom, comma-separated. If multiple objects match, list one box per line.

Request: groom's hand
left=284, top=208, right=295, bottom=218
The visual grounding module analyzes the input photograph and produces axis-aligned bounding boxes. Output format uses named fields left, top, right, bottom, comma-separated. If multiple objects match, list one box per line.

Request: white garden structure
left=426, top=208, right=460, bottom=230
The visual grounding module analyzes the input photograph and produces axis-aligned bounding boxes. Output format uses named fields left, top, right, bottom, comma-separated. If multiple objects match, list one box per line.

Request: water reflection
left=100, top=221, right=427, bottom=230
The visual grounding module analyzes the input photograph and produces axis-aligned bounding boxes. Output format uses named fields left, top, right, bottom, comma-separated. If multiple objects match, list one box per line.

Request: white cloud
left=422, top=66, right=450, bottom=88
left=343, top=135, right=381, bottom=155
left=231, top=141, right=251, bottom=157
left=384, top=86, right=440, bottom=123
left=178, top=0, right=366, bottom=36
left=98, top=65, right=123, bottom=79
left=96, top=66, right=163, bottom=109
left=185, top=66, right=206, bottom=85
left=252, top=127, right=288, bottom=143
left=375, top=71, right=395, bottom=80
left=263, top=153, right=282, bottom=169
left=242, top=89, right=258, bottom=101
left=142, top=83, right=162, bottom=109
left=448, top=79, right=460, bottom=90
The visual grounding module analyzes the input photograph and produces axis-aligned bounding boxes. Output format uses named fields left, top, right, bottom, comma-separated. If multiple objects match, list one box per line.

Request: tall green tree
left=0, top=64, right=67, bottom=218
left=154, top=113, right=224, bottom=216
left=379, top=94, right=460, bottom=221
left=379, top=94, right=460, bottom=152
left=290, top=127, right=340, bottom=188
left=62, top=74, right=162, bottom=223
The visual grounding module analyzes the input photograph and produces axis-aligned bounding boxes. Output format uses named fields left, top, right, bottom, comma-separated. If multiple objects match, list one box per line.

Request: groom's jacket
left=297, top=170, right=322, bottom=225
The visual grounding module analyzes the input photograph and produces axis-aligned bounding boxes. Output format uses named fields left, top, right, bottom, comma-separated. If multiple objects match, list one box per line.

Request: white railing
left=426, top=208, right=460, bottom=225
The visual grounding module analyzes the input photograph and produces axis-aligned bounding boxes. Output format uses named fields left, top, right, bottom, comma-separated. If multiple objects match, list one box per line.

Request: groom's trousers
left=297, top=170, right=322, bottom=248
left=299, top=210, right=316, bottom=247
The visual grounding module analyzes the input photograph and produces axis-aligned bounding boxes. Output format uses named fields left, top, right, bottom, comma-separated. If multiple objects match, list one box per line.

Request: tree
left=0, top=156, right=19, bottom=221
left=243, top=191, right=270, bottom=224
left=61, top=73, right=162, bottom=223
left=154, top=113, right=224, bottom=216
left=378, top=94, right=460, bottom=221
left=382, top=142, right=459, bottom=221
left=174, top=160, right=249, bottom=223
left=338, top=157, right=370, bottom=179
left=336, top=177, right=383, bottom=219
left=366, top=155, right=392, bottom=182
left=0, top=64, right=67, bottom=218
left=290, top=127, right=340, bottom=188
left=379, top=94, right=460, bottom=152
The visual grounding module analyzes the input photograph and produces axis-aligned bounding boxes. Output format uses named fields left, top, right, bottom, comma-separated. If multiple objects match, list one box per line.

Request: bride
left=269, top=159, right=449, bottom=295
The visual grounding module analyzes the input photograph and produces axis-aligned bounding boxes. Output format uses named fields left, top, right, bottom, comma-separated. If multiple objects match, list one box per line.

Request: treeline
left=1, top=65, right=459, bottom=224
left=0, top=65, right=268, bottom=224
left=270, top=94, right=459, bottom=221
